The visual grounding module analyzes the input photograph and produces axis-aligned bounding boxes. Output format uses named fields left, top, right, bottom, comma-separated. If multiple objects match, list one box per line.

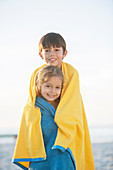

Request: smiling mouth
left=47, top=94, right=56, bottom=98
left=49, top=58, right=57, bottom=62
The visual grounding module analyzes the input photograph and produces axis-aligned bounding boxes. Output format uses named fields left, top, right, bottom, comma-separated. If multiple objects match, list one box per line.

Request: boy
left=39, top=32, right=67, bottom=69
left=13, top=32, right=95, bottom=170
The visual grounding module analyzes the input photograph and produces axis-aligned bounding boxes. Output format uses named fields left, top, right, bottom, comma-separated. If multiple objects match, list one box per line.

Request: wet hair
left=35, top=65, right=64, bottom=93
left=39, top=32, right=66, bottom=54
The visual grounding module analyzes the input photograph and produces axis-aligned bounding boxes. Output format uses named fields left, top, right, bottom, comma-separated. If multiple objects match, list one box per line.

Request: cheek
left=44, top=53, right=48, bottom=58
left=42, top=87, right=49, bottom=93
left=57, top=89, right=61, bottom=95
left=58, top=51, right=63, bottom=56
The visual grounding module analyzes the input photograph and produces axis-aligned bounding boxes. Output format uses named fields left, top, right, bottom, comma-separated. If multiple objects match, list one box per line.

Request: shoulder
left=62, top=62, right=79, bottom=76
left=30, top=64, right=46, bottom=80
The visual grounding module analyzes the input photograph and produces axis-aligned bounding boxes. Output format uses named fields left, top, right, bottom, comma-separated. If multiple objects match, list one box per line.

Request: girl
left=29, top=65, right=74, bottom=170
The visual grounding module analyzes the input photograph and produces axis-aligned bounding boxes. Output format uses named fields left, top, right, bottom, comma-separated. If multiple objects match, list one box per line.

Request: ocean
left=89, top=126, right=113, bottom=143
left=0, top=126, right=113, bottom=144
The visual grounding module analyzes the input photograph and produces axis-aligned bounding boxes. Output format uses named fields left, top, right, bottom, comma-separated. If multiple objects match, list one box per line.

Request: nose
left=50, top=87, right=55, bottom=93
left=50, top=50, right=55, bottom=56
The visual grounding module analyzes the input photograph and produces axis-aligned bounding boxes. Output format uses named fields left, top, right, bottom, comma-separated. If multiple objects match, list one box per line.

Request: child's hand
left=35, top=106, right=39, bottom=109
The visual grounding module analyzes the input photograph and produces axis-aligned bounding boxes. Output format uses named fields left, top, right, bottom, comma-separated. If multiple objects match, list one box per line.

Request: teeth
left=50, top=58, right=56, bottom=61
left=48, top=94, right=55, bottom=97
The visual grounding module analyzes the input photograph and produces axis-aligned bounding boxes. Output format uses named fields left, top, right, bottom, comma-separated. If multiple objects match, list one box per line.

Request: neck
left=48, top=99, right=59, bottom=110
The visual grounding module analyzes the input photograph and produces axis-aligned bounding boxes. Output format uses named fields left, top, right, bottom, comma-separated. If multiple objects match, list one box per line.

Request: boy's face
left=39, top=47, right=67, bottom=69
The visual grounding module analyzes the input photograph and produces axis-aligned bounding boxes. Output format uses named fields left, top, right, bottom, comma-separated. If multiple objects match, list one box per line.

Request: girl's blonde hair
left=35, top=65, right=64, bottom=94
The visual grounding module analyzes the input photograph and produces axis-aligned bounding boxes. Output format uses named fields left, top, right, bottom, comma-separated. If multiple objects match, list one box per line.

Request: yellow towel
left=13, top=62, right=95, bottom=170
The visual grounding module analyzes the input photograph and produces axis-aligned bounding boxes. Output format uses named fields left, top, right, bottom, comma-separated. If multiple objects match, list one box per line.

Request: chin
left=47, top=97, right=57, bottom=101
left=50, top=62, right=57, bottom=66
left=47, top=98, right=55, bottom=101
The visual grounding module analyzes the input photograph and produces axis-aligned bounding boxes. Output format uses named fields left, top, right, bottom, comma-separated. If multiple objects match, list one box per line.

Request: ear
left=62, top=50, right=68, bottom=60
left=39, top=52, right=44, bottom=59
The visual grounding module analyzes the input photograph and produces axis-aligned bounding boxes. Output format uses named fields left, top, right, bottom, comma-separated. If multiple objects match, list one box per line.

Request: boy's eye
left=55, top=49, right=60, bottom=51
left=45, top=49, right=49, bottom=52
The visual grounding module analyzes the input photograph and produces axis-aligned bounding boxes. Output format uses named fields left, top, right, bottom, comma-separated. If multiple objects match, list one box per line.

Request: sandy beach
left=0, top=139, right=113, bottom=170
left=0, top=142, right=20, bottom=170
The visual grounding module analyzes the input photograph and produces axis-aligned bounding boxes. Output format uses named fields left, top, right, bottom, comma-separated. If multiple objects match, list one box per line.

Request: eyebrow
left=45, top=82, right=62, bottom=86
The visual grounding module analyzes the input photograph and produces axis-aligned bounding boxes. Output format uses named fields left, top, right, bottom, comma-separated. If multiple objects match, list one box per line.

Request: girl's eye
left=56, top=86, right=61, bottom=89
left=46, top=85, right=50, bottom=88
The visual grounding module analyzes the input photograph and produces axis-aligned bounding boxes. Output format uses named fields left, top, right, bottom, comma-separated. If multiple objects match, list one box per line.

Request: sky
left=0, top=0, right=113, bottom=132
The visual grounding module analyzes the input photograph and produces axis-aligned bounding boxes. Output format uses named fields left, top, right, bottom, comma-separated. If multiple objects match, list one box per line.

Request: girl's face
left=40, top=47, right=67, bottom=69
left=40, top=76, right=62, bottom=103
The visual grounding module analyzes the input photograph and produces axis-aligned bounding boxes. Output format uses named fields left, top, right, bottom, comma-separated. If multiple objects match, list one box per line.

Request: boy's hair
left=39, top=32, right=66, bottom=54
left=35, top=65, right=64, bottom=92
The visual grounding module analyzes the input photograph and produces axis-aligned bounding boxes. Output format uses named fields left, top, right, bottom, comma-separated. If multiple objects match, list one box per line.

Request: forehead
left=44, top=76, right=62, bottom=84
left=43, top=45, right=62, bottom=49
